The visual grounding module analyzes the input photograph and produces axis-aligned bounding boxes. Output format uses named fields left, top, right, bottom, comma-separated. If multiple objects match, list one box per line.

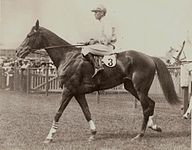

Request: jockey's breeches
left=81, top=44, right=114, bottom=56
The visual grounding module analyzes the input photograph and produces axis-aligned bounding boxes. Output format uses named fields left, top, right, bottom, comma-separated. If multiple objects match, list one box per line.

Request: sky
left=0, top=0, right=192, bottom=58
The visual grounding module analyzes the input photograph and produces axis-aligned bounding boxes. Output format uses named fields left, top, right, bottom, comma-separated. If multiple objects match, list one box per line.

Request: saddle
left=83, top=52, right=117, bottom=78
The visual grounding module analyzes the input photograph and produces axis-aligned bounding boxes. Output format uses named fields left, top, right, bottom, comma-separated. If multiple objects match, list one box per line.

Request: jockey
left=81, top=4, right=117, bottom=77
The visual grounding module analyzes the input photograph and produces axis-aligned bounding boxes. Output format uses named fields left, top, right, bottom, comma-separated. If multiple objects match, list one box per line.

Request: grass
left=0, top=90, right=190, bottom=150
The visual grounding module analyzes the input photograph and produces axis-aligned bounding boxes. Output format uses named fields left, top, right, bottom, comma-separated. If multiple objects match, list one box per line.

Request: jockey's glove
left=88, top=39, right=99, bottom=45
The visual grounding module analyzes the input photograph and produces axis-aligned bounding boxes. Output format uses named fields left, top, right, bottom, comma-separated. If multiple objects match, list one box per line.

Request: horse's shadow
left=53, top=130, right=190, bottom=144
left=95, top=130, right=190, bottom=141
left=146, top=130, right=190, bottom=139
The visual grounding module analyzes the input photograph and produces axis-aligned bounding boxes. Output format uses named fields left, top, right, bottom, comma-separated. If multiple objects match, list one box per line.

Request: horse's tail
left=152, top=57, right=180, bottom=105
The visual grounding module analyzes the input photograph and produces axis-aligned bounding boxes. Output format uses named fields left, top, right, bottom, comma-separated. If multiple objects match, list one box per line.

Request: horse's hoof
left=155, top=126, right=162, bottom=132
left=183, top=113, right=189, bottom=119
left=131, top=134, right=142, bottom=142
left=148, top=125, right=162, bottom=132
left=183, top=116, right=188, bottom=119
left=43, top=139, right=53, bottom=144
left=88, top=135, right=95, bottom=142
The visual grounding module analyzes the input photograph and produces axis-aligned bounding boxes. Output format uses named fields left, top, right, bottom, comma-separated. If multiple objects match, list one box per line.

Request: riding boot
left=93, top=56, right=104, bottom=77
left=85, top=53, right=104, bottom=77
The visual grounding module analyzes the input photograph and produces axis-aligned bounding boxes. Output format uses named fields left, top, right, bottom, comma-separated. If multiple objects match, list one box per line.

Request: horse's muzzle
left=16, top=46, right=31, bottom=58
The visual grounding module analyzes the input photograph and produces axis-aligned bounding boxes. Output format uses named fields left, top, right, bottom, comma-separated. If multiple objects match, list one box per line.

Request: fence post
left=134, top=98, right=137, bottom=108
left=96, top=91, right=100, bottom=104
left=26, top=66, right=30, bottom=94
left=13, top=64, right=17, bottom=91
left=20, top=69, right=24, bottom=92
left=45, top=63, right=49, bottom=96
left=0, top=67, right=2, bottom=89
left=0, top=68, right=6, bottom=89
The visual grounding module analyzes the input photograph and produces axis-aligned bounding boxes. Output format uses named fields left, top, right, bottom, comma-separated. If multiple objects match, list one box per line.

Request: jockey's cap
left=91, top=4, right=107, bottom=14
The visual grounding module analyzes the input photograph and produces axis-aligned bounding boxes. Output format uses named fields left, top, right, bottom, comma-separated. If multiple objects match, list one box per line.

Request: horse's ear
left=35, top=20, right=39, bottom=30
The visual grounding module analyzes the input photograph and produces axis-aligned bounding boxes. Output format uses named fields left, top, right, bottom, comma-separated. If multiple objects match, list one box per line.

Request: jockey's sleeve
left=100, top=19, right=117, bottom=45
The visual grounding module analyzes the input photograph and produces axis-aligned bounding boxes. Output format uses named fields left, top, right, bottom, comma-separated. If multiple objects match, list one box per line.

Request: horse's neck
left=46, top=48, right=80, bottom=68
left=42, top=29, right=81, bottom=68
left=43, top=30, right=70, bottom=49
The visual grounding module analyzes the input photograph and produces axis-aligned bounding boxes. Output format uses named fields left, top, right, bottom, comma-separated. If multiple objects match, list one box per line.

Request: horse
left=16, top=20, right=180, bottom=143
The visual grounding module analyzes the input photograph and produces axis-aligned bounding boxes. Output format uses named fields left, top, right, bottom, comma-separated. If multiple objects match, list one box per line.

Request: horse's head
left=16, top=20, right=44, bottom=58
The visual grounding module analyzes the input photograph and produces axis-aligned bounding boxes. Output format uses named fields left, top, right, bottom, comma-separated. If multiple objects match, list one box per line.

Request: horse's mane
left=39, top=26, right=72, bottom=46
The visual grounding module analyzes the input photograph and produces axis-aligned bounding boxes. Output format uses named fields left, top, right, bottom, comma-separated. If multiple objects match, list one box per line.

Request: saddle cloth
left=94, top=54, right=117, bottom=67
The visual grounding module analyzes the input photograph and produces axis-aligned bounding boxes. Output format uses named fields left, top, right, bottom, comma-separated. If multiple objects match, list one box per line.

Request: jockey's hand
left=77, top=42, right=89, bottom=45
left=79, top=39, right=99, bottom=45
left=88, top=39, right=99, bottom=45
left=100, top=37, right=110, bottom=45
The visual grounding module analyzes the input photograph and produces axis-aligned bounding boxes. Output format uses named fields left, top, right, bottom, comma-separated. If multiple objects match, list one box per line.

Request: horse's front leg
left=44, top=88, right=73, bottom=143
left=75, top=94, right=97, bottom=141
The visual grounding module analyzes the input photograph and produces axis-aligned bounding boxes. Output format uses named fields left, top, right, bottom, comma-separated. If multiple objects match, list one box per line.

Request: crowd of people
left=0, top=56, right=56, bottom=90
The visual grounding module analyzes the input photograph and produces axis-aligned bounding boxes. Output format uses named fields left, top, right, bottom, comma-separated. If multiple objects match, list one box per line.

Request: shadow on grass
left=43, top=130, right=190, bottom=145
left=94, top=130, right=190, bottom=141
left=147, top=130, right=190, bottom=139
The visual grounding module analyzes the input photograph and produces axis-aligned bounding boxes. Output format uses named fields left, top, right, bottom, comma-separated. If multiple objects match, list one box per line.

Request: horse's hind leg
left=124, top=79, right=160, bottom=132
left=123, top=79, right=139, bottom=99
left=124, top=79, right=152, bottom=138
left=132, top=92, right=162, bottom=141
left=44, top=88, right=73, bottom=143
left=132, top=92, right=150, bottom=140
left=147, top=97, right=162, bottom=132
left=129, top=68, right=158, bottom=141
left=124, top=79, right=155, bottom=140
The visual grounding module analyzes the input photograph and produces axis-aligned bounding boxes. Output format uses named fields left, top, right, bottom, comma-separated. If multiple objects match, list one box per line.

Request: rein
left=44, top=44, right=86, bottom=50
left=29, top=44, right=87, bottom=55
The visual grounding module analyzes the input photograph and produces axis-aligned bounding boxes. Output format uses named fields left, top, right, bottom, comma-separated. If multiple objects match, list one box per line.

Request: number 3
left=108, top=58, right=113, bottom=66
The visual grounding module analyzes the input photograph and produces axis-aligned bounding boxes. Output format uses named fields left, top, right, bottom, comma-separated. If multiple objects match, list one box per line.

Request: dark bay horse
left=16, top=20, right=180, bottom=143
